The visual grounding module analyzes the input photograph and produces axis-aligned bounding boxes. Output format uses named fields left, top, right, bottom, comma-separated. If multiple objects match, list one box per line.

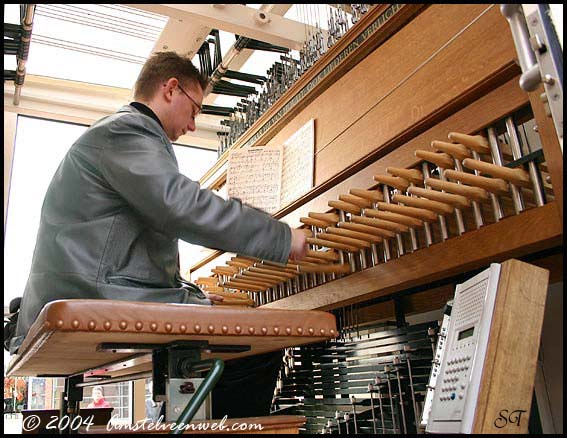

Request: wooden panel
left=472, top=259, right=549, bottom=433
left=313, top=5, right=516, bottom=185
left=278, top=76, right=528, bottom=228
left=191, top=77, right=529, bottom=276
left=267, top=4, right=494, bottom=154
left=261, top=202, right=561, bottom=311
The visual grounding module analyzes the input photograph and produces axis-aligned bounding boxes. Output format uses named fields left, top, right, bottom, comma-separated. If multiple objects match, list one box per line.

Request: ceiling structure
left=4, top=4, right=344, bottom=151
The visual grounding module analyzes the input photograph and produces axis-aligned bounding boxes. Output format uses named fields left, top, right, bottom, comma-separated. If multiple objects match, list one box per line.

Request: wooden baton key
left=350, top=215, right=407, bottom=234
left=306, top=236, right=359, bottom=252
left=301, top=217, right=329, bottom=228
left=317, top=232, right=371, bottom=248
left=432, top=140, right=471, bottom=160
left=373, top=175, right=410, bottom=191
left=375, top=201, right=438, bottom=222
left=214, top=297, right=255, bottom=307
left=339, top=194, right=373, bottom=208
left=325, top=226, right=383, bottom=243
left=415, top=150, right=455, bottom=169
left=297, top=263, right=352, bottom=274
left=386, top=167, right=424, bottom=185
left=443, top=170, right=509, bottom=195
left=407, top=186, right=471, bottom=209
left=391, top=193, right=454, bottom=215
left=248, top=266, right=297, bottom=278
left=308, top=212, right=340, bottom=224
left=305, top=249, right=340, bottom=261
left=462, top=158, right=531, bottom=188
left=328, top=200, right=361, bottom=215
left=425, top=177, right=490, bottom=202
left=338, top=220, right=396, bottom=238
left=448, top=132, right=491, bottom=154
left=364, top=209, right=423, bottom=228
left=349, top=188, right=384, bottom=202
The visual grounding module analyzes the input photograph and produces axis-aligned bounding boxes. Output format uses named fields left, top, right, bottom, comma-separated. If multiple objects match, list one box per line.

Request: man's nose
left=187, top=120, right=196, bottom=132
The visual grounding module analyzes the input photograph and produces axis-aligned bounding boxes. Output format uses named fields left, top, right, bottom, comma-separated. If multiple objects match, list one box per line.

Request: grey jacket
left=11, top=105, right=291, bottom=353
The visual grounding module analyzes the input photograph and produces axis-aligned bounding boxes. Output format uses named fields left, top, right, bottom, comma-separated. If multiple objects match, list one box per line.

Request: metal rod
left=350, top=395, right=358, bottom=434
left=375, top=377, right=386, bottom=434
left=382, top=186, right=404, bottom=256
left=455, top=159, right=483, bottom=228
left=393, top=357, right=408, bottom=434
left=473, top=147, right=504, bottom=221
left=76, top=371, right=152, bottom=388
left=384, top=366, right=398, bottom=433
left=368, top=384, right=378, bottom=434
left=423, top=162, right=448, bottom=240
left=506, top=119, right=544, bottom=208
left=171, top=359, right=225, bottom=434
left=404, top=346, right=421, bottom=434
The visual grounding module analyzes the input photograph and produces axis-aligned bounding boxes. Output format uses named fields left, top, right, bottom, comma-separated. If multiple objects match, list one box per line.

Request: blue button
left=451, top=393, right=456, bottom=400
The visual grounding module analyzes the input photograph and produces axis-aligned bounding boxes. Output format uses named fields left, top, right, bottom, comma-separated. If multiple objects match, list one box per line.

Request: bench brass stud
left=320, top=329, right=326, bottom=335
left=208, top=324, right=215, bottom=333
left=119, top=321, right=127, bottom=330
left=165, top=323, right=172, bottom=332
left=221, top=325, right=228, bottom=334
left=235, top=325, right=242, bottom=333
left=285, top=327, right=292, bottom=335
left=194, top=324, right=201, bottom=333
left=56, top=320, right=64, bottom=328
left=179, top=324, right=187, bottom=333
left=150, top=322, right=158, bottom=331
left=248, top=327, right=255, bottom=334
left=297, top=327, right=303, bottom=334
left=104, top=321, right=111, bottom=330
left=72, top=320, right=80, bottom=329
left=135, top=322, right=143, bottom=331
left=88, top=321, right=96, bottom=330
left=261, top=327, right=268, bottom=335
left=273, top=327, right=280, bottom=334
left=308, top=328, right=314, bottom=335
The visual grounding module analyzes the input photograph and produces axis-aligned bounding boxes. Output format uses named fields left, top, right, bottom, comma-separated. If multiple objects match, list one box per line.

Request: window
left=26, top=4, right=168, bottom=88
left=4, top=117, right=217, bottom=310
left=4, top=116, right=88, bottom=308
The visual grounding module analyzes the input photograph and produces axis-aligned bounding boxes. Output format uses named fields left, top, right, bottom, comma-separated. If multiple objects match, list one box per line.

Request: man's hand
left=289, top=228, right=308, bottom=261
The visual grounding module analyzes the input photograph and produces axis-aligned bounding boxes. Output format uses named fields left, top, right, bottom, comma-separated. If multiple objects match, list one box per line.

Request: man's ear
left=162, top=77, right=178, bottom=102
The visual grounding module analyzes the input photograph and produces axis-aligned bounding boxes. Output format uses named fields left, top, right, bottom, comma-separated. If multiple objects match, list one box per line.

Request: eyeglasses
left=177, top=83, right=202, bottom=116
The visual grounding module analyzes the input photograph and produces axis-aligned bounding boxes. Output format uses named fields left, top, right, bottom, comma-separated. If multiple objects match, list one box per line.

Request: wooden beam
left=261, top=202, right=562, bottom=310
left=472, top=259, right=549, bottom=433
left=128, top=4, right=315, bottom=50
left=149, top=18, right=210, bottom=59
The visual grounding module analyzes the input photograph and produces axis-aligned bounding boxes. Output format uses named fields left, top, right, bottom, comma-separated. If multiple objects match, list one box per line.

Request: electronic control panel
left=426, top=263, right=501, bottom=434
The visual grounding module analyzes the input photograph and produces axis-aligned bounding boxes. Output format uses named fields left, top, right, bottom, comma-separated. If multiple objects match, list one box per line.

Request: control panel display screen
left=458, top=326, right=475, bottom=341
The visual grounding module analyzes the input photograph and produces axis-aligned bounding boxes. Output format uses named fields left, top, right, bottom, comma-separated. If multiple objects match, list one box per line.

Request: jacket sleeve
left=99, top=115, right=291, bottom=263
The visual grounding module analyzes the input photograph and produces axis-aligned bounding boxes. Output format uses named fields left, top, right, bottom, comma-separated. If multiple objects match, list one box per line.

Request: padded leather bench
left=6, top=300, right=336, bottom=433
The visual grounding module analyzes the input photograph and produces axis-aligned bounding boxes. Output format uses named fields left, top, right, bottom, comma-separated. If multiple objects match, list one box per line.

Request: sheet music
left=226, top=145, right=283, bottom=214
left=280, top=119, right=315, bottom=209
